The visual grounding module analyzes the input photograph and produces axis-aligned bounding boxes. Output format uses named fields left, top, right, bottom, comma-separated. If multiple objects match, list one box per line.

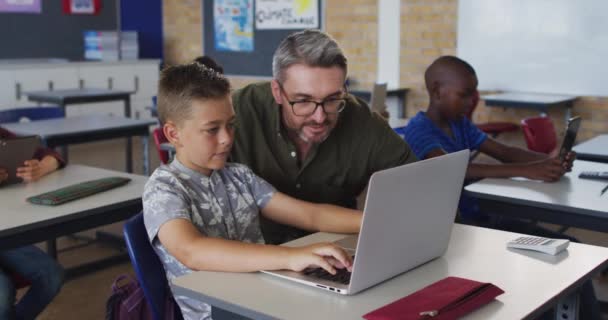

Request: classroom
left=1, top=1, right=608, bottom=319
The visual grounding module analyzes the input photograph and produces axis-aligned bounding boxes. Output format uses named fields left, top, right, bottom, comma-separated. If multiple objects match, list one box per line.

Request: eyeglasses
left=278, top=84, right=347, bottom=117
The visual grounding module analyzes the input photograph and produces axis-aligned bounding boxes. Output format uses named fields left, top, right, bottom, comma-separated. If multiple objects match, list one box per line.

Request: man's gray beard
left=298, top=130, right=329, bottom=144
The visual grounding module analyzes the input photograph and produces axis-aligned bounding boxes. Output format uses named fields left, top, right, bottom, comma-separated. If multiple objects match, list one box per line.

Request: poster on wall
left=256, top=0, right=318, bottom=30
left=0, top=0, right=41, bottom=13
left=214, top=0, right=254, bottom=52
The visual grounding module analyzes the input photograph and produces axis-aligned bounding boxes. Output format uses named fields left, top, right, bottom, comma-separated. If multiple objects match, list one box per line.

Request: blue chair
left=0, top=106, right=64, bottom=124
left=123, top=212, right=183, bottom=320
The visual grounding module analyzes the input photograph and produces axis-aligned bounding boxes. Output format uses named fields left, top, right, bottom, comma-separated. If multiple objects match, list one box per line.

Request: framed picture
left=62, top=0, right=101, bottom=15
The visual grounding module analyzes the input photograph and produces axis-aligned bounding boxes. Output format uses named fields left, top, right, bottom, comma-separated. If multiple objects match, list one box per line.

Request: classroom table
left=350, top=87, right=409, bottom=118
left=0, top=164, right=147, bottom=278
left=3, top=114, right=156, bottom=175
left=172, top=224, right=608, bottom=320
left=25, top=88, right=133, bottom=117
left=482, top=92, right=578, bottom=125
left=573, top=134, right=608, bottom=163
left=464, top=160, right=608, bottom=233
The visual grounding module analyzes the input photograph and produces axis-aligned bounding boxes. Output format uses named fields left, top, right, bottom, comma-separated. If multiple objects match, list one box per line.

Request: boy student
left=403, top=56, right=600, bottom=320
left=143, top=62, right=362, bottom=320
left=230, top=30, right=417, bottom=245
left=403, top=55, right=577, bottom=226
left=0, top=127, right=65, bottom=319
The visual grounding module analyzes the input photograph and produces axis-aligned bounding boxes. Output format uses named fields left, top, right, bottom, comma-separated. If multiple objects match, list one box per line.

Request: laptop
left=0, top=135, right=41, bottom=185
left=262, top=149, right=470, bottom=295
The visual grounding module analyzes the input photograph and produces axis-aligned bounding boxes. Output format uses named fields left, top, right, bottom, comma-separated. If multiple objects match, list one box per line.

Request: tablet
left=0, top=135, right=41, bottom=185
left=559, top=116, right=581, bottom=159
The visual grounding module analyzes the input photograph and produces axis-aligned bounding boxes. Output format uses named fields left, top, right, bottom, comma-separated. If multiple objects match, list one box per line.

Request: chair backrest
left=123, top=212, right=182, bottom=320
left=0, top=106, right=64, bottom=124
left=152, top=128, right=170, bottom=164
left=520, top=116, right=558, bottom=154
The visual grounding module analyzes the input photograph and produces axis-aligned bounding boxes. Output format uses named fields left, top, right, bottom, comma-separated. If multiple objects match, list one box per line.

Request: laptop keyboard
left=303, top=267, right=352, bottom=285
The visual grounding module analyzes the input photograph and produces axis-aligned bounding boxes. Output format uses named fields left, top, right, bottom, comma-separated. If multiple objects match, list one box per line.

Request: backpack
left=105, top=274, right=176, bottom=320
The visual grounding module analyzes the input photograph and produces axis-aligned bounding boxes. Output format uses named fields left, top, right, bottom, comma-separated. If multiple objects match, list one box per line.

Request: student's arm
left=16, top=155, right=60, bottom=183
left=157, top=219, right=352, bottom=274
left=424, top=145, right=566, bottom=182
left=479, top=138, right=547, bottom=163
left=260, top=192, right=362, bottom=234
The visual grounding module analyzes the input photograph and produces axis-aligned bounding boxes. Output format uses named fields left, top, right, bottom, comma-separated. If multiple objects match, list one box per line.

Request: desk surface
left=573, top=134, right=608, bottom=163
left=465, top=160, right=608, bottom=218
left=0, top=164, right=147, bottom=250
left=2, top=114, right=156, bottom=137
left=25, top=88, right=132, bottom=102
left=482, top=92, right=578, bottom=105
left=388, top=117, right=409, bottom=129
left=172, top=224, right=608, bottom=320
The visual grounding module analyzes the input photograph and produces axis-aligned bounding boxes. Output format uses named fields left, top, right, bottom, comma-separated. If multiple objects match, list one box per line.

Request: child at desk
left=402, top=55, right=599, bottom=320
left=143, top=62, right=362, bottom=320
left=403, top=55, right=577, bottom=227
left=0, top=127, right=65, bottom=319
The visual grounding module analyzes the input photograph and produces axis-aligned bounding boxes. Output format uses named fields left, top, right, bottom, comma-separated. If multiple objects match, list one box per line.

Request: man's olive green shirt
left=231, top=82, right=417, bottom=244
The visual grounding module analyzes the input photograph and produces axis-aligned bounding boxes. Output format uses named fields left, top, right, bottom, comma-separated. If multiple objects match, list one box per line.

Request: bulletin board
left=202, top=0, right=324, bottom=77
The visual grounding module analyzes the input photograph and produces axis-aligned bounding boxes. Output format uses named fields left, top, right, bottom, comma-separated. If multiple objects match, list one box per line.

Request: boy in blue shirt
left=403, top=55, right=575, bottom=225
left=403, top=56, right=599, bottom=320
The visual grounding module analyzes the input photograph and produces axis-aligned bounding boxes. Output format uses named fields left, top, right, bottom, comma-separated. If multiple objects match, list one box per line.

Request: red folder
left=362, top=277, right=504, bottom=320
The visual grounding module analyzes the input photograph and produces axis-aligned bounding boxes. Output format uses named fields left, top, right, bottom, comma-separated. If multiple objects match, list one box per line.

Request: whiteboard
left=457, top=0, right=608, bottom=97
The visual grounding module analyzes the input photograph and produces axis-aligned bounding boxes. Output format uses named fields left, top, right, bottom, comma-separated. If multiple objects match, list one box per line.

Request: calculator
left=578, top=171, right=608, bottom=181
left=507, top=236, right=570, bottom=255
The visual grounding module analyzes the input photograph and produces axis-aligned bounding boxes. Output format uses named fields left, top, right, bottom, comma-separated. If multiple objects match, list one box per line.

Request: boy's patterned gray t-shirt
left=143, top=160, right=275, bottom=320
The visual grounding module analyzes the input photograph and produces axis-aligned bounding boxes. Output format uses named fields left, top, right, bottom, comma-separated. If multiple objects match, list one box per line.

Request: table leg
left=46, top=239, right=57, bottom=259
left=397, top=92, right=406, bottom=118
left=143, top=135, right=150, bottom=175
left=555, top=293, right=579, bottom=320
left=124, top=98, right=133, bottom=173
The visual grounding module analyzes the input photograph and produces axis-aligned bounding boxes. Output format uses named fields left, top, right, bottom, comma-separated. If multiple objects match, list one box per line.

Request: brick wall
left=162, top=0, right=608, bottom=140
left=162, top=0, right=202, bottom=65
left=399, top=0, right=608, bottom=141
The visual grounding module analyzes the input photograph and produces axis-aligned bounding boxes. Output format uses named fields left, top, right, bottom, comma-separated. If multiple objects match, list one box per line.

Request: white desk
left=25, top=88, right=133, bottom=118
left=388, top=117, right=409, bottom=129
left=0, top=164, right=147, bottom=277
left=171, top=224, right=608, bottom=320
left=573, top=134, right=608, bottom=164
left=3, top=114, right=156, bottom=175
left=464, top=160, right=608, bottom=232
left=482, top=92, right=577, bottom=124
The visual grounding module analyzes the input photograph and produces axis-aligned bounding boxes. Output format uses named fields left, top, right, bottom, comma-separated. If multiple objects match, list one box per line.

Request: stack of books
left=84, top=31, right=139, bottom=61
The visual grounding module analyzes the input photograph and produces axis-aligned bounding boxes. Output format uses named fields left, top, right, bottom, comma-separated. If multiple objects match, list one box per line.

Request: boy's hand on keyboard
left=287, top=242, right=353, bottom=275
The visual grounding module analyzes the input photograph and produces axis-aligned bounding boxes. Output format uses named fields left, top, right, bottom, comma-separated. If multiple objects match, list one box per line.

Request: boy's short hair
left=158, top=62, right=231, bottom=126
left=193, top=56, right=224, bottom=74
left=424, top=55, right=477, bottom=91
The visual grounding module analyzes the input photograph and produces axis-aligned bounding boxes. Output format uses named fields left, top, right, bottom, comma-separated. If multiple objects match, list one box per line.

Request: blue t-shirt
left=402, top=111, right=487, bottom=221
